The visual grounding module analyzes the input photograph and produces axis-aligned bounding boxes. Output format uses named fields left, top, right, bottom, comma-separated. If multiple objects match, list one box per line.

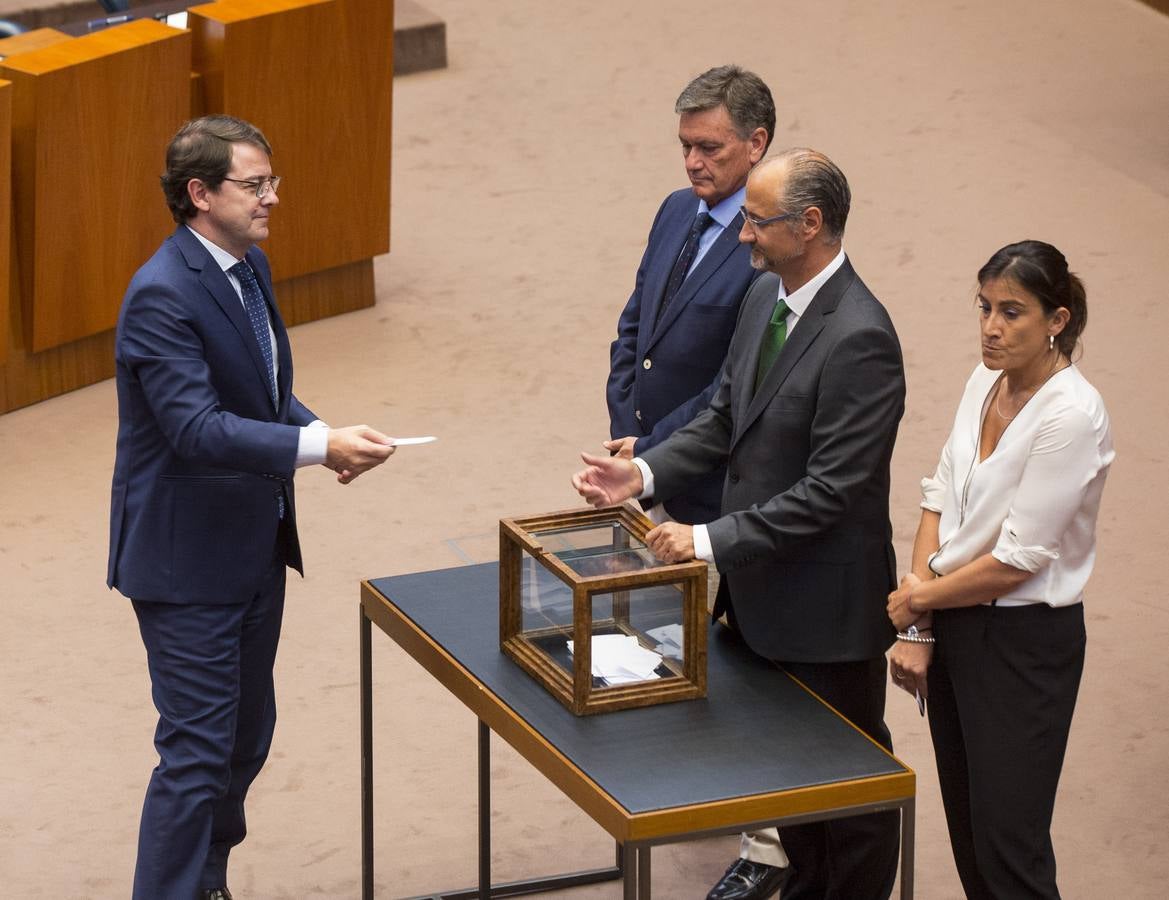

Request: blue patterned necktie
left=656, top=211, right=713, bottom=326
left=754, top=298, right=791, bottom=392
left=229, top=260, right=285, bottom=519
left=229, top=260, right=278, bottom=409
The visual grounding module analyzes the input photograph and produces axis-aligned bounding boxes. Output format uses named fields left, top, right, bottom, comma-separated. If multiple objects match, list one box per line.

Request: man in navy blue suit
left=606, top=65, right=774, bottom=526
left=108, top=115, right=394, bottom=900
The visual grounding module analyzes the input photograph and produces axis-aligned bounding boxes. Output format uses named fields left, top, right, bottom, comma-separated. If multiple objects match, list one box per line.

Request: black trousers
left=929, top=603, right=1085, bottom=900
left=777, top=657, right=901, bottom=900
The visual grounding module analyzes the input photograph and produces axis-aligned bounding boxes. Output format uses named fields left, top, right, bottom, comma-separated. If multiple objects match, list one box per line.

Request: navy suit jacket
left=108, top=226, right=317, bottom=605
left=642, top=260, right=905, bottom=662
left=607, top=188, right=757, bottom=524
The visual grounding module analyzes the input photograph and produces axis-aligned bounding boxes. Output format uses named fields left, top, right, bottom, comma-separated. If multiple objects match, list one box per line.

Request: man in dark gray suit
left=574, top=149, right=904, bottom=900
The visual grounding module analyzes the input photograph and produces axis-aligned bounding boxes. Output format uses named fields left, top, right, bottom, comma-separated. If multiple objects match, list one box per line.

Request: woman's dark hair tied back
left=978, top=240, right=1087, bottom=357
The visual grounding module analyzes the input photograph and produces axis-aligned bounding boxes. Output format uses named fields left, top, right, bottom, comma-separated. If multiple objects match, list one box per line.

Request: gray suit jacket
left=641, top=257, right=905, bottom=662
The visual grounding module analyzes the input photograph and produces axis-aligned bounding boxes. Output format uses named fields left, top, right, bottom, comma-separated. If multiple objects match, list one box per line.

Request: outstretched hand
left=571, top=451, right=643, bottom=507
left=325, top=424, right=395, bottom=484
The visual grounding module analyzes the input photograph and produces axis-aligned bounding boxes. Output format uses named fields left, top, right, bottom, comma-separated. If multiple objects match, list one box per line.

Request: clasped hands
left=570, top=445, right=696, bottom=564
left=325, top=424, right=395, bottom=484
left=887, top=572, right=932, bottom=700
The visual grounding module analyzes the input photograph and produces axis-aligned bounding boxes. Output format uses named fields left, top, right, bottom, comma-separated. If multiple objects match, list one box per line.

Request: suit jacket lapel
left=650, top=211, right=744, bottom=343
left=175, top=228, right=277, bottom=410
left=641, top=224, right=689, bottom=347
left=734, top=260, right=856, bottom=444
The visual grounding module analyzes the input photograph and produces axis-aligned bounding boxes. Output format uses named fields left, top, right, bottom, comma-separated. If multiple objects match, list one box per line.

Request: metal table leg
left=622, top=842, right=637, bottom=900
left=900, top=797, right=915, bottom=899
left=361, top=605, right=373, bottom=900
left=398, top=720, right=621, bottom=900
left=479, top=720, right=491, bottom=899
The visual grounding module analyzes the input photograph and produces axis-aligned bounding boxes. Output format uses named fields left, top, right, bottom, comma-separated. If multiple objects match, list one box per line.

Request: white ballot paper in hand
left=389, top=436, right=437, bottom=446
left=567, top=634, right=662, bottom=685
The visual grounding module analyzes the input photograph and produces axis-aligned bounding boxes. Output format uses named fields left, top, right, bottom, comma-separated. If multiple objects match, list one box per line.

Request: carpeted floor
left=2, top=0, right=1168, bottom=896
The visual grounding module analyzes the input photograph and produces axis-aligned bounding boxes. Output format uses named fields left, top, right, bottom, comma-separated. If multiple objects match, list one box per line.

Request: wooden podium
left=0, top=20, right=189, bottom=411
left=1, top=79, right=10, bottom=368
left=188, top=0, right=392, bottom=325
left=0, top=0, right=394, bottom=413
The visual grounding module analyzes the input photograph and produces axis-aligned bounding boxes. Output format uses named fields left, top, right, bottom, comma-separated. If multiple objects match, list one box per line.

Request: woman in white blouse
left=886, top=240, right=1113, bottom=899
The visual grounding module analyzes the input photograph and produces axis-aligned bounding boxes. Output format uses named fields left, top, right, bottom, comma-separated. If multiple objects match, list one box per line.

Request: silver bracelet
left=896, top=624, right=936, bottom=644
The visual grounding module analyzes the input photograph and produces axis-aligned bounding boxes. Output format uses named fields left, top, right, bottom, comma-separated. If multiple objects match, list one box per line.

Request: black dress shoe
left=203, top=890, right=233, bottom=900
left=706, top=858, right=793, bottom=900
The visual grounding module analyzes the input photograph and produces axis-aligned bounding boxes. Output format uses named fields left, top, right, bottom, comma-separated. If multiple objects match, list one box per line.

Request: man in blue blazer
left=108, top=116, right=394, bottom=900
left=606, top=65, right=773, bottom=525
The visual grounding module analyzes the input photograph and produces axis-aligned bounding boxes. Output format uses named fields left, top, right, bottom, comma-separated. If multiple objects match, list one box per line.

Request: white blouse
left=922, top=363, right=1114, bottom=607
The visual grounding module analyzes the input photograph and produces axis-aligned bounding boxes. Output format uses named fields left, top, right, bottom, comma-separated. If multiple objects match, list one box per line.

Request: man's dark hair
left=774, top=148, right=851, bottom=243
left=160, top=115, right=272, bottom=224
left=675, top=65, right=776, bottom=152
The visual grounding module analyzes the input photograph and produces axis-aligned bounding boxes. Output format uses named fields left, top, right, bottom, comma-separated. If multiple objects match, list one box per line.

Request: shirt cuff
left=692, top=524, right=715, bottom=564
left=631, top=457, right=654, bottom=498
left=920, top=474, right=945, bottom=513
left=991, top=523, right=1059, bottom=574
left=295, top=420, right=329, bottom=468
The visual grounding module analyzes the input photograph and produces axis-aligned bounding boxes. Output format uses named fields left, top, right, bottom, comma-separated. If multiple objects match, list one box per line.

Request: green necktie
left=754, top=298, right=790, bottom=392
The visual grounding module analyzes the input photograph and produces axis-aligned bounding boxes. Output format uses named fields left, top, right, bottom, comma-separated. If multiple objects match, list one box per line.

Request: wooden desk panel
left=0, top=3, right=394, bottom=412
left=189, top=0, right=393, bottom=284
left=0, top=28, right=72, bottom=58
left=2, top=20, right=190, bottom=353
left=0, top=81, right=10, bottom=368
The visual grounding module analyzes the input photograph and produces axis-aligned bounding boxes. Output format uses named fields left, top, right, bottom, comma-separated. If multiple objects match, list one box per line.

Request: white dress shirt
left=922, top=363, right=1114, bottom=607
left=186, top=226, right=328, bottom=467
left=635, top=249, right=848, bottom=564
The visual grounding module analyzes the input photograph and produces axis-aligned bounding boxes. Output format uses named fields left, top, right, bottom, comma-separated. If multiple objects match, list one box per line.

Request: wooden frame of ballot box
left=499, top=505, right=707, bottom=716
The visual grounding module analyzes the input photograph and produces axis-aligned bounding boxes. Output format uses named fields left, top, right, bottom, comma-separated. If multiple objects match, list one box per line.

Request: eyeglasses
left=222, top=175, right=282, bottom=199
left=740, top=206, right=799, bottom=229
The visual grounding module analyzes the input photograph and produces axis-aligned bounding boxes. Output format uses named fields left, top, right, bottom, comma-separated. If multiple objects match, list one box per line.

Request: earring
left=1049, top=334, right=1055, bottom=351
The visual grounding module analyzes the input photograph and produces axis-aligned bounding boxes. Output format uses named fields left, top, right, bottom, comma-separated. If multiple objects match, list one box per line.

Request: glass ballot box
left=499, top=505, right=707, bottom=715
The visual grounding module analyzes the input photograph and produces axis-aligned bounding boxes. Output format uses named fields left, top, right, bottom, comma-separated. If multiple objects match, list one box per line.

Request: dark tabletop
left=368, top=563, right=906, bottom=816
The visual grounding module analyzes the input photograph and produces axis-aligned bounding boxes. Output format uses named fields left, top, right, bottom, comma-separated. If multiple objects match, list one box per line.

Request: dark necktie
left=657, top=211, right=713, bottom=325
left=754, top=298, right=791, bottom=392
left=229, top=260, right=285, bottom=519
left=229, top=260, right=278, bottom=409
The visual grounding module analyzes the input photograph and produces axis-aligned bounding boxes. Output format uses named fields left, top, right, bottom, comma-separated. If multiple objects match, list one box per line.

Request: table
left=361, top=563, right=915, bottom=899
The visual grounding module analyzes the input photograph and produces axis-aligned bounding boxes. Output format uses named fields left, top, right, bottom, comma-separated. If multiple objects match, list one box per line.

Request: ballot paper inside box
left=499, top=504, right=707, bottom=715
